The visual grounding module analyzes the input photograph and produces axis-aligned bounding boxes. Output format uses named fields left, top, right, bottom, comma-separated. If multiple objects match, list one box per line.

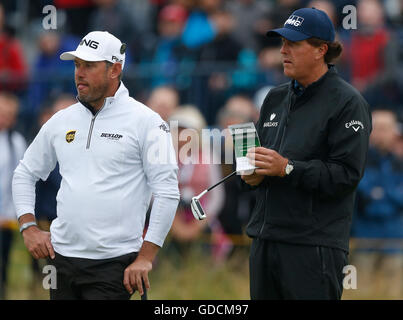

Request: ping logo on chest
left=100, top=133, right=123, bottom=140
left=66, top=130, right=76, bottom=143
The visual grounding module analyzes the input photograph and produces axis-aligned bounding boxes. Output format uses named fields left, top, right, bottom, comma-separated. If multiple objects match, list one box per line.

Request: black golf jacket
left=245, top=66, right=372, bottom=252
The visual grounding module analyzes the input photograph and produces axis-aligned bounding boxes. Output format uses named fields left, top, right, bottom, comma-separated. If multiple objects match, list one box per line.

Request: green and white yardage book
left=228, top=122, right=261, bottom=174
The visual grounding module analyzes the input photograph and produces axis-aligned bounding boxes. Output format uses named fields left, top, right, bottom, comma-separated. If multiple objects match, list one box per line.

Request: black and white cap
left=60, top=31, right=126, bottom=69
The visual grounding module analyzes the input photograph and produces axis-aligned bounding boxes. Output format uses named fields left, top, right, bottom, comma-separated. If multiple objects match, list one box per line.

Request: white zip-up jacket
left=12, top=82, right=180, bottom=259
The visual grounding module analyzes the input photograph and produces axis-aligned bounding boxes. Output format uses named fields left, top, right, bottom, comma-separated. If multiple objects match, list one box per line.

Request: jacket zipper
left=86, top=100, right=107, bottom=149
left=278, top=93, right=293, bottom=153
left=258, top=93, right=294, bottom=236
left=259, top=187, right=269, bottom=235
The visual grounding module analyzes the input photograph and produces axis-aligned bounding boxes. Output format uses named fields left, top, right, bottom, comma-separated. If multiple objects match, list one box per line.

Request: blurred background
left=0, top=0, right=402, bottom=300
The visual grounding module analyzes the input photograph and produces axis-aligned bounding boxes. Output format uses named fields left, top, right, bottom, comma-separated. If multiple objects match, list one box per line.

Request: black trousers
left=0, top=229, right=13, bottom=300
left=48, top=251, right=138, bottom=300
left=249, top=238, right=348, bottom=300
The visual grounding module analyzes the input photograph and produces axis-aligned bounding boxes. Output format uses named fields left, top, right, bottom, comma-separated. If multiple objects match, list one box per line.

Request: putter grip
left=141, top=279, right=147, bottom=300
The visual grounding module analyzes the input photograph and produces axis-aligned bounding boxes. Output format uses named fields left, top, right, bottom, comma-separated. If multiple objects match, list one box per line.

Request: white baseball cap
left=60, top=31, right=126, bottom=69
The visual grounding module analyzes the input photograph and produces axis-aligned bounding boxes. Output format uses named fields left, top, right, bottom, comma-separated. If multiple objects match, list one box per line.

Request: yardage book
left=228, top=122, right=261, bottom=175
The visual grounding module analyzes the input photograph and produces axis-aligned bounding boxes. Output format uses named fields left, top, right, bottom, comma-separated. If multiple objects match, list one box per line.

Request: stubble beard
left=77, top=75, right=109, bottom=107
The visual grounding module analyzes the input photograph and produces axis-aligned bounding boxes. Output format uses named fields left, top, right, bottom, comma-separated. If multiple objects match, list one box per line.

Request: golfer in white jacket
left=12, top=31, right=179, bottom=300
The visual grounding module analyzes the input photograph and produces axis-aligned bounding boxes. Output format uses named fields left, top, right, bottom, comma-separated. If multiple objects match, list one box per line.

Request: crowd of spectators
left=1, top=0, right=399, bottom=132
left=0, top=0, right=402, bottom=298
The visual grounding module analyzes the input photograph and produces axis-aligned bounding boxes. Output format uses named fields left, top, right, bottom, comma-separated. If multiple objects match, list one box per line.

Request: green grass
left=5, top=232, right=251, bottom=300
left=147, top=244, right=250, bottom=300
left=7, top=231, right=49, bottom=300
left=4, top=231, right=402, bottom=300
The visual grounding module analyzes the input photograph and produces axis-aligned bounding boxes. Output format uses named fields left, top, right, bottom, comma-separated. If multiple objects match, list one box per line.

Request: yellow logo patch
left=66, top=130, right=76, bottom=143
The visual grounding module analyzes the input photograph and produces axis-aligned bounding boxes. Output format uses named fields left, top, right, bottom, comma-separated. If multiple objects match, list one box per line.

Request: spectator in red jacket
left=0, top=3, right=27, bottom=93
left=346, top=0, right=396, bottom=92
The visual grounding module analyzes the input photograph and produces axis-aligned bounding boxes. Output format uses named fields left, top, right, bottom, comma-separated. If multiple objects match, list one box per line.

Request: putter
left=191, top=171, right=237, bottom=220
left=141, top=289, right=147, bottom=300
left=141, top=279, right=147, bottom=300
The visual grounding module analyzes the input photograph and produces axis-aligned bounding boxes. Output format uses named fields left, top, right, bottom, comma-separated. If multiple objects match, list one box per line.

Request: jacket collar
left=289, top=64, right=337, bottom=97
left=77, top=81, right=129, bottom=116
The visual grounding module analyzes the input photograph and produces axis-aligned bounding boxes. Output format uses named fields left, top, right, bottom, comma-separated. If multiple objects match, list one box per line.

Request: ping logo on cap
left=284, top=15, right=304, bottom=27
left=111, top=56, right=123, bottom=63
left=79, top=39, right=99, bottom=49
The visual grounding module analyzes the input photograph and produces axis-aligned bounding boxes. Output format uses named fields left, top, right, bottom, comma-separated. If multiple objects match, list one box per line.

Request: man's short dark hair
left=105, top=61, right=123, bottom=81
left=306, top=38, right=343, bottom=63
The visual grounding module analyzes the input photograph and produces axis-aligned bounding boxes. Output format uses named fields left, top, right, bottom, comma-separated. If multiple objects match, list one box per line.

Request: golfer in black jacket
left=241, top=8, right=371, bottom=299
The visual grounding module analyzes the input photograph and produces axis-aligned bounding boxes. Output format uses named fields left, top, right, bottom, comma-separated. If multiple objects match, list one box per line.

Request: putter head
left=191, top=197, right=207, bottom=220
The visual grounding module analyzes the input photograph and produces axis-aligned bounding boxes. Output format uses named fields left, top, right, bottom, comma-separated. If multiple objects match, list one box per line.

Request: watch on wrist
left=19, top=221, right=37, bottom=234
left=285, top=160, right=294, bottom=176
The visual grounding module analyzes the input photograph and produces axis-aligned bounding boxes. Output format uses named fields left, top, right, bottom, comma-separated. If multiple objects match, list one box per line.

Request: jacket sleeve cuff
left=285, top=160, right=307, bottom=187
left=16, top=208, right=35, bottom=220
left=286, top=159, right=321, bottom=190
